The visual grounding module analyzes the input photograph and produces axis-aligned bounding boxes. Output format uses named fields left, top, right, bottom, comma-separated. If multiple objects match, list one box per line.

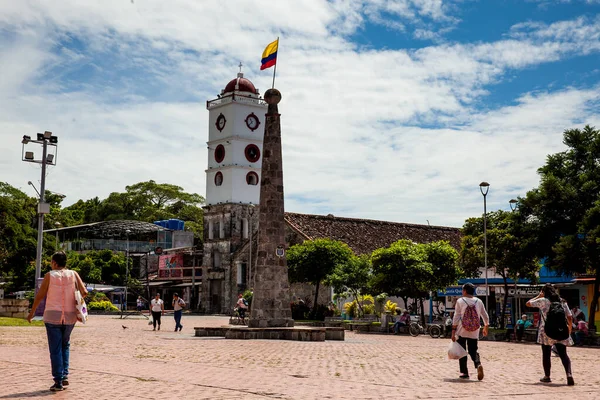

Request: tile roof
left=284, top=212, right=461, bottom=255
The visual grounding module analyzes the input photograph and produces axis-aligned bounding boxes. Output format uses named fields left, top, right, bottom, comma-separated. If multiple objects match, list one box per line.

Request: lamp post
left=248, top=204, right=256, bottom=290
left=479, top=181, right=490, bottom=311
left=22, top=132, right=58, bottom=288
left=125, top=229, right=131, bottom=313
left=509, top=199, right=518, bottom=212
left=54, top=222, right=61, bottom=250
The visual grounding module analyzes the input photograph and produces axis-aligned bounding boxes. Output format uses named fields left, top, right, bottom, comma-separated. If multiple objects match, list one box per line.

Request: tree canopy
left=287, top=238, right=355, bottom=316
left=519, top=125, right=600, bottom=329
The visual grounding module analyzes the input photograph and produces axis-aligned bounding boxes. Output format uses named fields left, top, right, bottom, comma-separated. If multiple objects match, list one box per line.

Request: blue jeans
left=174, top=310, right=183, bottom=330
left=45, top=323, right=75, bottom=383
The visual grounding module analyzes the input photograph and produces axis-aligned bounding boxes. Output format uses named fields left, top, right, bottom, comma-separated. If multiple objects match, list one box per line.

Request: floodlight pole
left=34, top=139, right=49, bottom=286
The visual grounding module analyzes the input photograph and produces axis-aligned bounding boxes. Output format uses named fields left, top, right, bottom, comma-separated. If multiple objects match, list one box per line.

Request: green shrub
left=86, top=291, right=110, bottom=303
left=88, top=301, right=118, bottom=311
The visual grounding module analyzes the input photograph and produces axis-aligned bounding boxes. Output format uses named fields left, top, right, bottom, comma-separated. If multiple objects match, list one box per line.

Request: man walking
left=451, top=283, right=489, bottom=380
left=150, top=293, right=164, bottom=331
left=172, top=293, right=185, bottom=332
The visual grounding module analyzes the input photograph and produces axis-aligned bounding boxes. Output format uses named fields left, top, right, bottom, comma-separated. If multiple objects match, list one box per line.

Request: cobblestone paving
left=1, top=315, right=599, bottom=399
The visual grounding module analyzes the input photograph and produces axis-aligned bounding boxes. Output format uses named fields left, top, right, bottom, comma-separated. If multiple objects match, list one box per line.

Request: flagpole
left=272, top=37, right=279, bottom=88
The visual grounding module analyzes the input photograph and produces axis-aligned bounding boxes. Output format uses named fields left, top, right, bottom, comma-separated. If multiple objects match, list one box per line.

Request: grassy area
left=0, top=317, right=44, bottom=327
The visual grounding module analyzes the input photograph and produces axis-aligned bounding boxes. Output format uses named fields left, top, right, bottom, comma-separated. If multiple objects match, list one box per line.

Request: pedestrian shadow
left=442, top=378, right=480, bottom=383
left=522, top=382, right=568, bottom=387
left=0, top=390, right=56, bottom=398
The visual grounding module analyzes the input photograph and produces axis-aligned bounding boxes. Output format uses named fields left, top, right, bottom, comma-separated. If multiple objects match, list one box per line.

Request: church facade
left=200, top=72, right=461, bottom=314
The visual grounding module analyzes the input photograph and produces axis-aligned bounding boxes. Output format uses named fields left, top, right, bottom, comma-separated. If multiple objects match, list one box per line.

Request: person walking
left=526, top=283, right=574, bottom=385
left=236, top=293, right=248, bottom=324
left=451, top=283, right=489, bottom=381
left=150, top=293, right=164, bottom=331
left=136, top=296, right=144, bottom=312
left=27, top=251, right=88, bottom=391
left=172, top=293, right=185, bottom=332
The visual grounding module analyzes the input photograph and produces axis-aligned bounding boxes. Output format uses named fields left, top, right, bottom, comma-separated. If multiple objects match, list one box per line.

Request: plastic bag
left=448, top=341, right=468, bottom=360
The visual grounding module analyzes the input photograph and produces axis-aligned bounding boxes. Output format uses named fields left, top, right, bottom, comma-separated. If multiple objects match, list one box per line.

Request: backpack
left=544, top=302, right=569, bottom=341
left=243, top=298, right=248, bottom=307
left=461, top=298, right=480, bottom=332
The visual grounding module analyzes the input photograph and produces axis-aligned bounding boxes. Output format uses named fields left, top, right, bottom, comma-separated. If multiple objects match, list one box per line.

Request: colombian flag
left=260, top=39, right=278, bottom=70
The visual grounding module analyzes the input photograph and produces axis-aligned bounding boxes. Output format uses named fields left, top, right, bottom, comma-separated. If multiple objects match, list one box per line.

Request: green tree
left=0, top=183, right=55, bottom=290
left=461, top=210, right=540, bottom=329
left=371, top=240, right=460, bottom=324
left=327, top=254, right=372, bottom=317
left=287, top=239, right=355, bottom=317
left=520, top=125, right=600, bottom=329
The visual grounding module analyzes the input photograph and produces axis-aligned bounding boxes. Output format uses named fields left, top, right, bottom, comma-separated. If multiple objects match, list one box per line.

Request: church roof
left=283, top=212, right=461, bottom=255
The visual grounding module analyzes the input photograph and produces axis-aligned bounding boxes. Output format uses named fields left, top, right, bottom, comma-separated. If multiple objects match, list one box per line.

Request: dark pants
left=174, top=310, right=183, bottom=330
left=507, top=326, right=524, bottom=341
left=45, top=323, right=75, bottom=383
left=542, top=344, right=571, bottom=377
left=151, top=311, right=162, bottom=329
left=393, top=321, right=406, bottom=333
left=457, top=336, right=481, bottom=375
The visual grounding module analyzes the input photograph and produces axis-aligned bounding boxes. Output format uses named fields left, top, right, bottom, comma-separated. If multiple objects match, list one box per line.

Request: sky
left=1, top=0, right=599, bottom=228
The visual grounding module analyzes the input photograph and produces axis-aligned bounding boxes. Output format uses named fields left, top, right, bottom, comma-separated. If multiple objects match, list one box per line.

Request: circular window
left=246, top=172, right=259, bottom=185
left=214, top=172, right=223, bottom=186
left=245, top=144, right=261, bottom=163
left=214, top=144, right=225, bottom=163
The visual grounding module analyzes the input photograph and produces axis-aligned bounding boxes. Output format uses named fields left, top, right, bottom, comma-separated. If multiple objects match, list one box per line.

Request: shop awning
left=171, top=282, right=202, bottom=287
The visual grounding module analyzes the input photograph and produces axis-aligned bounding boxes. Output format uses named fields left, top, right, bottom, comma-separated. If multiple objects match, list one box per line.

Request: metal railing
left=65, top=239, right=172, bottom=253
left=206, top=93, right=267, bottom=109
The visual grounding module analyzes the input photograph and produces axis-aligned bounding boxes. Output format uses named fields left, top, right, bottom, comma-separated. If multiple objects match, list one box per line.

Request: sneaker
left=540, top=377, right=552, bottom=383
left=567, top=376, right=575, bottom=386
left=62, top=379, right=69, bottom=386
left=477, top=365, right=484, bottom=381
left=50, top=383, right=64, bottom=392
left=459, top=374, right=469, bottom=379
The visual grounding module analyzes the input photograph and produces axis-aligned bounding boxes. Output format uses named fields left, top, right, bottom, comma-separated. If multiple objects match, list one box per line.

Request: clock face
left=216, top=113, right=226, bottom=132
left=245, top=113, right=260, bottom=131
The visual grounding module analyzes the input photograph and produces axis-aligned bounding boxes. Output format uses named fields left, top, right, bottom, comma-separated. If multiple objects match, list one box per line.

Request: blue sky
left=0, top=0, right=599, bottom=227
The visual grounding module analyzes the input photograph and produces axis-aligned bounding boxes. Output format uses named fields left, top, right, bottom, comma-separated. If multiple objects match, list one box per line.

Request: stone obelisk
left=248, top=88, right=294, bottom=328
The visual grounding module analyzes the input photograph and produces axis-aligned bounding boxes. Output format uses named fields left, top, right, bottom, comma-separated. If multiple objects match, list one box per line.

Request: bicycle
left=229, top=307, right=247, bottom=325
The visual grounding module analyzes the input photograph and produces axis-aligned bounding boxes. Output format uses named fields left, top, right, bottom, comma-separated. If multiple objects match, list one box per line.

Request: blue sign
left=438, top=287, right=463, bottom=296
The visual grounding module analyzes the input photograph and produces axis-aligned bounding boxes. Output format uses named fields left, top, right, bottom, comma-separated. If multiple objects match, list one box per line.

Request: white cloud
left=1, top=1, right=600, bottom=228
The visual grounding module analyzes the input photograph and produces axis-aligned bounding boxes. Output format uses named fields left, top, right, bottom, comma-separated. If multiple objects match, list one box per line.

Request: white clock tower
left=201, top=69, right=266, bottom=313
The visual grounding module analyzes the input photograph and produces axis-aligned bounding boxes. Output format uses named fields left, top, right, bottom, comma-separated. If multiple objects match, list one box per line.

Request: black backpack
left=544, top=302, right=570, bottom=341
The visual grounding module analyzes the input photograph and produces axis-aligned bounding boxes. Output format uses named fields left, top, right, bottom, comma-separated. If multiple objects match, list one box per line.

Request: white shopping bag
left=75, top=290, right=88, bottom=324
left=447, top=341, right=468, bottom=360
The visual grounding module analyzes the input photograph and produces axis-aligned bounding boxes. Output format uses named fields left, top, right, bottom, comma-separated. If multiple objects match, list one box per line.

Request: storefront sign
left=438, top=286, right=489, bottom=297
left=507, top=286, right=543, bottom=298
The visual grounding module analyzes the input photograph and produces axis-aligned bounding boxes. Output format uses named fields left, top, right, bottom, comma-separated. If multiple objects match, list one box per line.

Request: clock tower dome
left=202, top=69, right=266, bottom=313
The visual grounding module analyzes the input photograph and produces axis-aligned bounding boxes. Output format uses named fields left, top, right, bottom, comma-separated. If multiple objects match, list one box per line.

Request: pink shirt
left=43, top=270, right=78, bottom=325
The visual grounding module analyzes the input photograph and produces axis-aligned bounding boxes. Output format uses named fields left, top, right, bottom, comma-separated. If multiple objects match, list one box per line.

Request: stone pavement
left=1, top=315, right=599, bottom=399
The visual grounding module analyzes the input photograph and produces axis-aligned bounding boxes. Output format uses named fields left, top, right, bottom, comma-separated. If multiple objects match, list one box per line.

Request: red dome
left=223, top=74, right=258, bottom=94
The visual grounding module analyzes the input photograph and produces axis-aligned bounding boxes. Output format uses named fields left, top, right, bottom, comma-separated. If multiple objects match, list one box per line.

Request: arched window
left=213, top=250, right=221, bottom=269
left=246, top=172, right=259, bottom=185
left=242, top=218, right=248, bottom=239
left=214, top=172, right=223, bottom=186
left=208, top=221, right=214, bottom=240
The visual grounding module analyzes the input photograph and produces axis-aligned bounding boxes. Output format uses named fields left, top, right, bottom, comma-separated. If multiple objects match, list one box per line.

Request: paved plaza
left=1, top=315, right=599, bottom=399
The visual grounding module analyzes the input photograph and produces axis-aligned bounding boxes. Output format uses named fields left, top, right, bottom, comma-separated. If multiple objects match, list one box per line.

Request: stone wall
left=0, top=299, right=29, bottom=318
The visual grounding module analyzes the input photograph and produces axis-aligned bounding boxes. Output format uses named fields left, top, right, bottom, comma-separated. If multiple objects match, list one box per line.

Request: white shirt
left=173, top=298, right=185, bottom=311
left=151, top=298, right=164, bottom=312
left=452, top=297, right=489, bottom=339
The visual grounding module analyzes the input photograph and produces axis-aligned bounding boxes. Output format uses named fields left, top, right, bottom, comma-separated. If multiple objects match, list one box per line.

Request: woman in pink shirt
left=27, top=251, right=87, bottom=392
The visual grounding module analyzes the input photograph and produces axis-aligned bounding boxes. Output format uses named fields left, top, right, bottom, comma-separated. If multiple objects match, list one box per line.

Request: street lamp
left=248, top=203, right=256, bottom=290
left=479, top=181, right=490, bottom=311
left=125, top=229, right=131, bottom=313
left=22, top=131, right=59, bottom=289
left=509, top=199, right=518, bottom=212
left=54, top=222, right=61, bottom=250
